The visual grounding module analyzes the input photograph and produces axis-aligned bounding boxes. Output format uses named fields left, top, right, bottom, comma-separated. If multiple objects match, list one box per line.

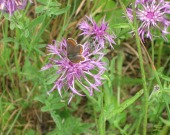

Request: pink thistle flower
left=78, top=16, right=116, bottom=49
left=41, top=39, right=106, bottom=103
left=127, top=0, right=170, bottom=41
left=0, top=0, right=32, bottom=15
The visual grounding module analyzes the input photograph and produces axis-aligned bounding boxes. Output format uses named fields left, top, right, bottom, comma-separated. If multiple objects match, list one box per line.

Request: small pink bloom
left=127, top=0, right=170, bottom=41
left=78, top=16, right=116, bottom=49
left=41, top=39, right=106, bottom=103
left=0, top=0, right=31, bottom=15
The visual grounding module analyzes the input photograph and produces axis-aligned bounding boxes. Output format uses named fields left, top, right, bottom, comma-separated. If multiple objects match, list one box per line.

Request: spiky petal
left=41, top=39, right=106, bottom=103
left=127, top=0, right=170, bottom=41
left=0, top=0, right=31, bottom=15
left=78, top=16, right=116, bottom=49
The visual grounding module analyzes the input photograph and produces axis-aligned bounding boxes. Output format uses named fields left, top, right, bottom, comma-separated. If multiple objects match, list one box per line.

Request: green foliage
left=34, top=93, right=94, bottom=134
left=36, top=0, right=70, bottom=16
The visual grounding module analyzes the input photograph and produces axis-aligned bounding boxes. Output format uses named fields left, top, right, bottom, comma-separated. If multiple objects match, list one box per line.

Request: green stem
left=118, top=0, right=148, bottom=134
left=6, top=109, right=22, bottom=135
left=132, top=2, right=148, bottom=135
left=139, top=40, right=163, bottom=88
left=151, top=40, right=154, bottom=65
left=134, top=28, right=148, bottom=135
left=29, top=14, right=50, bottom=55
left=117, top=52, right=123, bottom=105
left=57, top=0, right=70, bottom=40
left=1, top=19, right=15, bottom=86
left=99, top=92, right=105, bottom=135
left=14, top=28, right=21, bottom=80
left=157, top=42, right=163, bottom=68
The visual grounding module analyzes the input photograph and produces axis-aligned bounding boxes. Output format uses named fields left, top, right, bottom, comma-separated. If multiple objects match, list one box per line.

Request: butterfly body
left=67, top=38, right=85, bottom=63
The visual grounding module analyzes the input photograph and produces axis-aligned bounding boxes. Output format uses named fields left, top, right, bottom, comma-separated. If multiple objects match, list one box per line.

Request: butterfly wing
left=67, top=38, right=85, bottom=63
left=67, top=38, right=77, bottom=56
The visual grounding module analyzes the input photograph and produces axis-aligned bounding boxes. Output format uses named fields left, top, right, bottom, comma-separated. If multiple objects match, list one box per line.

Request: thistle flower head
left=0, top=0, right=31, bottom=15
left=41, top=39, right=106, bottom=103
left=78, top=16, right=116, bottom=49
left=127, top=0, right=170, bottom=41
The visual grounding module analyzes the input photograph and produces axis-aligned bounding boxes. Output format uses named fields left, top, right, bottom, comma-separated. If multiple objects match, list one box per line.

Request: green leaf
left=34, top=94, right=47, bottom=103
left=103, top=74, right=112, bottom=88
left=160, top=117, right=170, bottom=126
left=50, top=112, right=62, bottom=130
left=52, top=5, right=71, bottom=16
left=37, top=0, right=60, bottom=6
left=16, top=21, right=24, bottom=29
left=0, top=37, right=14, bottom=43
left=159, top=73, right=170, bottom=82
left=10, top=22, right=16, bottom=30
left=41, top=103, right=65, bottom=112
left=35, top=6, right=46, bottom=14
left=106, top=89, right=144, bottom=119
left=24, top=29, right=29, bottom=38
left=28, top=15, right=45, bottom=29
left=45, top=74, right=59, bottom=85
left=112, top=23, right=130, bottom=29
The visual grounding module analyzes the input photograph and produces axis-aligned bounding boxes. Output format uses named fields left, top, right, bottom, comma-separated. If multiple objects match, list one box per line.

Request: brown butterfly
left=67, top=38, right=85, bottom=63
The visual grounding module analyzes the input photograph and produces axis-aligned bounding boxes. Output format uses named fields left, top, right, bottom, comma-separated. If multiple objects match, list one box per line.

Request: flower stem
left=118, top=0, right=149, bottom=134
left=132, top=2, right=148, bottom=135
left=99, top=92, right=105, bottom=135
left=134, top=28, right=148, bottom=135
